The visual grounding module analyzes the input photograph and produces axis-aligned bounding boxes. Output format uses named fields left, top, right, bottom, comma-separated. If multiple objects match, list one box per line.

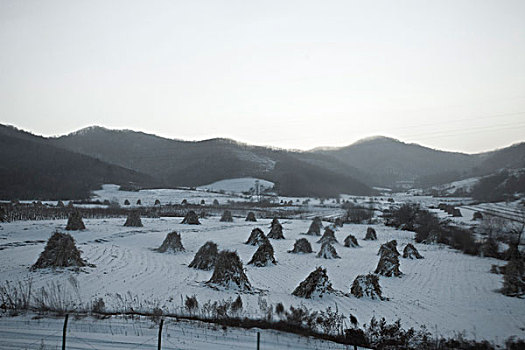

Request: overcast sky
left=1, top=0, right=524, bottom=153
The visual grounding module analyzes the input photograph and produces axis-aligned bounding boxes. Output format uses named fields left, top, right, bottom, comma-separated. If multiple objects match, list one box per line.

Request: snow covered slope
left=197, top=177, right=274, bottom=194
left=431, top=176, right=481, bottom=195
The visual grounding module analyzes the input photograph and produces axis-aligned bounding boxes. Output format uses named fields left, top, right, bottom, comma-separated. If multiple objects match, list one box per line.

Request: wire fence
left=0, top=313, right=366, bottom=350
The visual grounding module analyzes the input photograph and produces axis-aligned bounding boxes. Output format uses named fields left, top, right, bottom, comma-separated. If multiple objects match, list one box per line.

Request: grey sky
left=1, top=0, right=524, bottom=153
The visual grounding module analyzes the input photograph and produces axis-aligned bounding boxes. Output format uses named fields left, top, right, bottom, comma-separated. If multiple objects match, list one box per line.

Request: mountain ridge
left=2, top=123, right=524, bottom=199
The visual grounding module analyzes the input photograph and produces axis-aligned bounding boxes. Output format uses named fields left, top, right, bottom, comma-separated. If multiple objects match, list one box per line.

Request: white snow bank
left=197, top=177, right=274, bottom=194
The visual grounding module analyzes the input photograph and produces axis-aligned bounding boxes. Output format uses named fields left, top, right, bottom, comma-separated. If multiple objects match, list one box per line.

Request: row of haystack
left=373, top=240, right=423, bottom=277
left=64, top=210, right=145, bottom=230
left=62, top=209, right=229, bottom=230
left=64, top=210, right=321, bottom=231
left=292, top=267, right=385, bottom=300
left=437, top=203, right=462, bottom=217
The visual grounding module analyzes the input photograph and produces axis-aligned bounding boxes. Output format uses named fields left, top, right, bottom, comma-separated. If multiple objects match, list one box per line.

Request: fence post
left=256, top=331, right=260, bottom=350
left=158, top=318, right=164, bottom=350
left=62, top=314, right=69, bottom=350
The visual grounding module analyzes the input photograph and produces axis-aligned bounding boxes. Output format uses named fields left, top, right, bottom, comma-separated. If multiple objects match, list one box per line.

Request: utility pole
left=158, top=318, right=164, bottom=350
left=255, top=180, right=260, bottom=202
left=62, top=314, right=69, bottom=350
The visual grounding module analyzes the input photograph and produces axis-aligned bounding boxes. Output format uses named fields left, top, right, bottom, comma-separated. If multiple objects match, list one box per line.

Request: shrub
left=92, top=297, right=105, bottom=313
left=346, top=207, right=374, bottom=224
left=0, top=280, right=33, bottom=311
left=231, top=295, right=243, bottom=314
left=385, top=203, right=419, bottom=230
left=275, top=302, right=285, bottom=315
left=185, top=295, right=199, bottom=314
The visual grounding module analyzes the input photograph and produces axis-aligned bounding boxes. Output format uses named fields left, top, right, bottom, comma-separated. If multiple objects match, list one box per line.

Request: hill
left=315, top=136, right=525, bottom=188
left=51, top=126, right=373, bottom=197
left=0, top=125, right=154, bottom=200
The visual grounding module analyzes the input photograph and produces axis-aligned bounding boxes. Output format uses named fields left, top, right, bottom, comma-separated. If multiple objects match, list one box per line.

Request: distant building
left=395, top=180, right=415, bottom=190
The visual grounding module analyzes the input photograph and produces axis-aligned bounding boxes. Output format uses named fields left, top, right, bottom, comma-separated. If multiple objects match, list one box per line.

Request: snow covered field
left=0, top=314, right=365, bottom=349
left=197, top=177, right=274, bottom=194
left=1, top=216, right=524, bottom=345
left=431, top=177, right=481, bottom=195
left=91, top=184, right=244, bottom=207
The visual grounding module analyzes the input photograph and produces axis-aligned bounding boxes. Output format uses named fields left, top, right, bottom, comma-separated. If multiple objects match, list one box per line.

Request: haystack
left=156, top=231, right=185, bottom=253
left=378, top=240, right=400, bottom=257
left=292, top=267, right=334, bottom=298
left=181, top=210, right=201, bottom=225
left=207, top=251, right=251, bottom=291
left=124, top=211, right=143, bottom=227
left=189, top=241, right=218, bottom=270
left=199, top=210, right=207, bottom=219
left=317, top=227, right=338, bottom=244
left=248, top=241, right=276, bottom=267
left=344, top=234, right=359, bottom=248
left=270, top=217, right=280, bottom=227
left=220, top=210, right=234, bottom=222
left=350, top=274, right=383, bottom=300
left=402, top=243, right=424, bottom=259
left=317, top=242, right=340, bottom=259
left=472, top=211, right=483, bottom=220
left=452, top=208, right=462, bottom=217
left=32, top=231, right=86, bottom=269
left=312, top=216, right=323, bottom=227
left=268, top=218, right=285, bottom=239
left=245, top=228, right=269, bottom=246
left=334, top=217, right=343, bottom=227
left=65, top=211, right=85, bottom=231
left=305, top=217, right=322, bottom=236
left=364, top=227, right=377, bottom=240
left=245, top=212, right=257, bottom=222
left=375, top=250, right=402, bottom=277
left=288, top=238, right=313, bottom=254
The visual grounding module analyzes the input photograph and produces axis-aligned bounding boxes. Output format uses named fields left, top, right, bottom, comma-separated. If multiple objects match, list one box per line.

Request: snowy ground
left=91, top=184, right=246, bottom=207
left=431, top=177, right=481, bottom=195
left=197, top=177, right=274, bottom=194
left=461, top=201, right=525, bottom=224
left=0, top=314, right=367, bottom=349
left=1, top=216, right=524, bottom=345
